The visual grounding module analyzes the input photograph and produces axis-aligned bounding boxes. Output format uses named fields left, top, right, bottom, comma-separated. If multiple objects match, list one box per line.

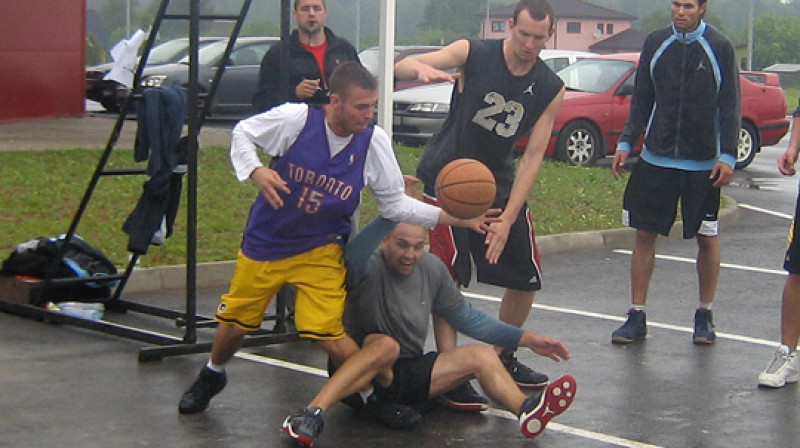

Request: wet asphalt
left=1, top=112, right=799, bottom=447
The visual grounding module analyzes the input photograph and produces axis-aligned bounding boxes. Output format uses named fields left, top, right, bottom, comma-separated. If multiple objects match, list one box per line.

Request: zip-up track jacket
left=617, top=21, right=740, bottom=170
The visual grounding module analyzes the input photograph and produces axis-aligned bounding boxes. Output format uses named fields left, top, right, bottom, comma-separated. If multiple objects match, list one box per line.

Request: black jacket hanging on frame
left=123, top=85, right=188, bottom=254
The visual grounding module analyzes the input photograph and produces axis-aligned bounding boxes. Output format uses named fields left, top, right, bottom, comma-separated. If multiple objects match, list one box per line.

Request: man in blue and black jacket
left=610, top=0, right=740, bottom=346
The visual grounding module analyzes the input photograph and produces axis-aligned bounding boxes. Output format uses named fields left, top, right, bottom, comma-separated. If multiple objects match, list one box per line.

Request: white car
left=392, top=49, right=595, bottom=145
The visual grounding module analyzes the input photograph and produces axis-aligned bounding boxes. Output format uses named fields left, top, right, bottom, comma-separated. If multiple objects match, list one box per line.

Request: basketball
left=434, top=159, right=497, bottom=219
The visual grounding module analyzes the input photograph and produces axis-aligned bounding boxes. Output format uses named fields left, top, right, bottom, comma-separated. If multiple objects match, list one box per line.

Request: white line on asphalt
left=738, top=203, right=793, bottom=220
left=463, top=291, right=779, bottom=348
left=235, top=351, right=328, bottom=376
left=235, top=350, right=665, bottom=448
left=485, top=408, right=666, bottom=448
left=612, top=249, right=786, bottom=276
left=235, top=205, right=800, bottom=448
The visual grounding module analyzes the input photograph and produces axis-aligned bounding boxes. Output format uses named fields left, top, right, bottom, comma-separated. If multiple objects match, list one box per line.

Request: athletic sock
left=698, top=302, right=713, bottom=311
left=359, top=385, right=375, bottom=403
left=630, top=304, right=645, bottom=312
left=206, top=360, right=225, bottom=374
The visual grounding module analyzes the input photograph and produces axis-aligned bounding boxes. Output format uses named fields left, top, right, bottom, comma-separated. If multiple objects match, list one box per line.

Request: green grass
left=0, top=145, right=626, bottom=268
left=786, top=87, right=799, bottom=113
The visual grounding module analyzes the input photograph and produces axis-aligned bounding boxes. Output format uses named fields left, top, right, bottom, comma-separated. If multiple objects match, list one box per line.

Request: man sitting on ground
left=281, top=218, right=577, bottom=445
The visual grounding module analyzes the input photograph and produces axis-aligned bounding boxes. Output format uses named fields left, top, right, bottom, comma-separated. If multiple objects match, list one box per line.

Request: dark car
left=85, top=37, right=223, bottom=112
left=139, top=37, right=279, bottom=118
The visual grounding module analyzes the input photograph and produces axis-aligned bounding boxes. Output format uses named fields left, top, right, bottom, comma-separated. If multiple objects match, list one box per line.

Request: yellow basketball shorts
left=215, top=244, right=347, bottom=340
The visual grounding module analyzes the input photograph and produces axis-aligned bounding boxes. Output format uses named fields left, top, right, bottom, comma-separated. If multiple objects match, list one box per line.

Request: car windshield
left=148, top=39, right=191, bottom=65
left=358, top=47, right=404, bottom=77
left=558, top=59, right=634, bottom=93
left=358, top=48, right=380, bottom=75
left=179, top=41, right=232, bottom=65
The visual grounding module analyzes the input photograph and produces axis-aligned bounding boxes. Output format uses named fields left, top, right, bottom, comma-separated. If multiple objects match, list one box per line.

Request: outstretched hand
left=416, top=67, right=461, bottom=84
left=519, top=332, right=571, bottom=362
left=467, top=208, right=502, bottom=235
left=250, top=166, right=291, bottom=209
left=483, top=213, right=513, bottom=264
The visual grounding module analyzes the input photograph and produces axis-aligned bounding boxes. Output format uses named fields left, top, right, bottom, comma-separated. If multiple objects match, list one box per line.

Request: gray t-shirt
left=344, top=249, right=464, bottom=359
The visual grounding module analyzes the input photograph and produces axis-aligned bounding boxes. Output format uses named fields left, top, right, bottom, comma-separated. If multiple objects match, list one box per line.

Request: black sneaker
left=363, top=393, right=422, bottom=430
left=438, top=381, right=489, bottom=411
left=178, top=366, right=227, bottom=414
left=500, top=351, right=549, bottom=389
left=611, top=309, right=647, bottom=344
left=693, top=308, right=716, bottom=344
left=282, top=406, right=324, bottom=447
left=518, top=374, right=577, bottom=438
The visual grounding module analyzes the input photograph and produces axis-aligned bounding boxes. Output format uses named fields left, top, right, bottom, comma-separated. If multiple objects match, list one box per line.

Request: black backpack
left=1, top=235, right=118, bottom=305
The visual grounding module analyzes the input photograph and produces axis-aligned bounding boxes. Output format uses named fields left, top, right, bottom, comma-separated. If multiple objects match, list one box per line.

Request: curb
left=123, top=196, right=739, bottom=293
left=538, top=194, right=739, bottom=256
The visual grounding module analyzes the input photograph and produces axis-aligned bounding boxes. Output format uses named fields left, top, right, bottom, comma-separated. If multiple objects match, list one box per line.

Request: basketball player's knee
left=376, top=335, right=401, bottom=362
left=366, top=333, right=401, bottom=365
left=320, top=335, right=359, bottom=364
left=469, top=345, right=501, bottom=369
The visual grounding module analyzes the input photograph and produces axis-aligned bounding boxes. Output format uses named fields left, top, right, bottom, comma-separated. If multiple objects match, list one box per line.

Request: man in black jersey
left=394, top=0, right=565, bottom=398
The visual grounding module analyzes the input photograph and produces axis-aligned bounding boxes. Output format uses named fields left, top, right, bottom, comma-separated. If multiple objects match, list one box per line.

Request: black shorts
left=425, top=195, right=542, bottom=291
left=329, top=351, right=439, bottom=410
left=784, top=190, right=800, bottom=274
left=381, top=352, right=439, bottom=407
left=623, top=159, right=720, bottom=239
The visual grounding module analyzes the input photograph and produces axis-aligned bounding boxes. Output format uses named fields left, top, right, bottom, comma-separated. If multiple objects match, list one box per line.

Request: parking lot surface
left=2, top=116, right=800, bottom=447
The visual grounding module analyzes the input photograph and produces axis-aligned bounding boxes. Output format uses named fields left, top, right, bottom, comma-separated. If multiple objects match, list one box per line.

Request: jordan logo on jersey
left=523, top=82, right=536, bottom=96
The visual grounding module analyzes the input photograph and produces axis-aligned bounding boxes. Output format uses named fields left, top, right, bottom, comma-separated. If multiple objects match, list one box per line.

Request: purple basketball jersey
left=241, top=107, right=372, bottom=261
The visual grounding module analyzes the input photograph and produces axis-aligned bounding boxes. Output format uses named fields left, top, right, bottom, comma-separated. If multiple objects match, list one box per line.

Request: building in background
left=763, top=63, right=800, bottom=89
left=588, top=28, right=647, bottom=54
left=481, top=0, right=637, bottom=53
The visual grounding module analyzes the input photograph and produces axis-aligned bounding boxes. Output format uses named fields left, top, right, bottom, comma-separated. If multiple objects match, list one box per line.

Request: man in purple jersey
left=176, top=62, right=495, bottom=446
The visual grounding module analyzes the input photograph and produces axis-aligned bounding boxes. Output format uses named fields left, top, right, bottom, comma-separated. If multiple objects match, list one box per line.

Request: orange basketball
left=434, top=159, right=497, bottom=219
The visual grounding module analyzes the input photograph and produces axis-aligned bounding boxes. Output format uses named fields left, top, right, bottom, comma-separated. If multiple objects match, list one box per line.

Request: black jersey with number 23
left=416, top=39, right=564, bottom=205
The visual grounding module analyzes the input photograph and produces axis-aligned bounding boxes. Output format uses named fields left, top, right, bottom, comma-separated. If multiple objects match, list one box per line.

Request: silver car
left=391, top=49, right=595, bottom=145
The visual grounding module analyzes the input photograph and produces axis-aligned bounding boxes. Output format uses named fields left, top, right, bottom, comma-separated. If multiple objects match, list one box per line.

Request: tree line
left=87, top=0, right=800, bottom=69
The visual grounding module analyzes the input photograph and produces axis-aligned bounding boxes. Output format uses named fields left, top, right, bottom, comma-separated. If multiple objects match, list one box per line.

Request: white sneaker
left=758, top=345, right=800, bottom=388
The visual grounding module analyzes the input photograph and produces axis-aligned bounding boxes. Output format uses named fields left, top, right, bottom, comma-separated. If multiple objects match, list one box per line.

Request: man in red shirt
left=252, top=0, right=360, bottom=112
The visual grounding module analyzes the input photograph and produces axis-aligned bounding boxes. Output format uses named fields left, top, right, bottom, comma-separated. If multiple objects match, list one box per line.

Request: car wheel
left=556, top=120, right=603, bottom=166
left=736, top=122, right=759, bottom=170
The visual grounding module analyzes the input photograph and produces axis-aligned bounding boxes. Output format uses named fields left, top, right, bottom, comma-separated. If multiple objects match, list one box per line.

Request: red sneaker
left=518, top=374, right=577, bottom=438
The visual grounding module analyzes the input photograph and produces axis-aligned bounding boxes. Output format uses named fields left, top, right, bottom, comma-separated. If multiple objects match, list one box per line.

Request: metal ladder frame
left=0, top=0, right=299, bottom=362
